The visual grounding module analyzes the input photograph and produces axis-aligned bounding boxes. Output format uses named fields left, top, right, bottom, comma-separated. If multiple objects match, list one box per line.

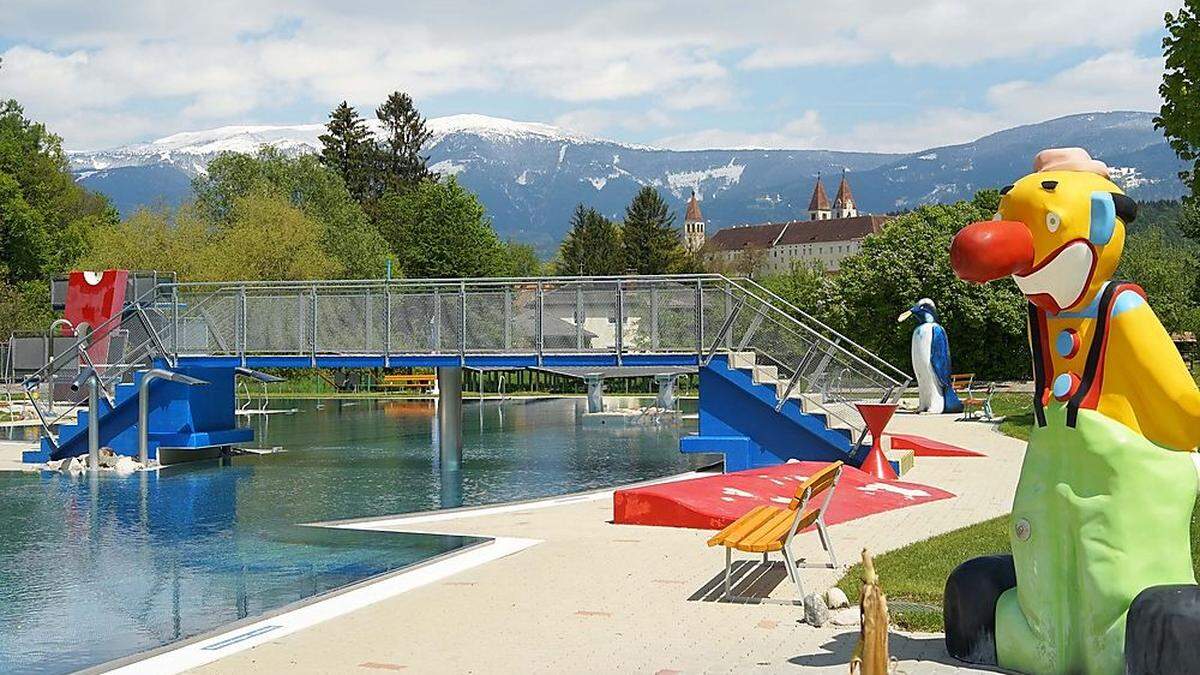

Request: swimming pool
left=0, top=397, right=705, bottom=673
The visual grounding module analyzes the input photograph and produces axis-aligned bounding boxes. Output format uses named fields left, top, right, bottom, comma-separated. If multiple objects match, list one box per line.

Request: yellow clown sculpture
left=945, top=148, right=1200, bottom=674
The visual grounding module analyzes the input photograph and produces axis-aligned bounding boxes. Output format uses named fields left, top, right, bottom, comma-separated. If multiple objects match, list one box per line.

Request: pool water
left=0, top=397, right=704, bottom=673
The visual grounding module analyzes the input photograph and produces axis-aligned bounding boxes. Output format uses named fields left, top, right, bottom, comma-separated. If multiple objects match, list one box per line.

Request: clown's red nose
left=951, top=220, right=1035, bottom=283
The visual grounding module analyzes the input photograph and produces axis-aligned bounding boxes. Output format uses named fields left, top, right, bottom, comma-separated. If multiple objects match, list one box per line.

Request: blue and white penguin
left=897, top=298, right=963, bottom=414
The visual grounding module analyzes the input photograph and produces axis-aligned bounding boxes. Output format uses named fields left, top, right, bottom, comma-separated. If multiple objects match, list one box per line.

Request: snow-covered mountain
left=69, top=111, right=1186, bottom=252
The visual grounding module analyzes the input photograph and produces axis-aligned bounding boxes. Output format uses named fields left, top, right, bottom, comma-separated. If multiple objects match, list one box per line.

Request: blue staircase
left=23, top=365, right=252, bottom=463
left=681, top=353, right=872, bottom=472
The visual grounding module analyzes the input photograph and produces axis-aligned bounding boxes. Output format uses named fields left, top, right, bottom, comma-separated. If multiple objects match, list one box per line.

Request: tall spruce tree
left=621, top=187, right=683, bottom=274
left=318, top=101, right=374, bottom=202
left=556, top=204, right=624, bottom=275
left=375, top=91, right=434, bottom=193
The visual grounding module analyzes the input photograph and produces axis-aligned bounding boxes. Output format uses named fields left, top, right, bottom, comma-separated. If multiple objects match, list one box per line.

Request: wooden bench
left=376, top=373, right=437, bottom=393
left=707, top=460, right=843, bottom=602
left=951, top=373, right=995, bottom=420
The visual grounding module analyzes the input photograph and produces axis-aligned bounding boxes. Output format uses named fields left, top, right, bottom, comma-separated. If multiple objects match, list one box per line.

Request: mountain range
left=68, top=111, right=1186, bottom=253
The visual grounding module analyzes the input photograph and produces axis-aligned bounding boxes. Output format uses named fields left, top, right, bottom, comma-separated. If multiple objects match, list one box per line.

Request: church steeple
left=808, top=173, right=831, bottom=220
left=832, top=170, right=857, bottom=218
left=683, top=190, right=706, bottom=251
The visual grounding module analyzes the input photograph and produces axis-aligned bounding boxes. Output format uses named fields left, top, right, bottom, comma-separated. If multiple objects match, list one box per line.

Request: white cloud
left=655, top=111, right=825, bottom=150
left=552, top=108, right=673, bottom=137
left=0, top=1, right=1173, bottom=149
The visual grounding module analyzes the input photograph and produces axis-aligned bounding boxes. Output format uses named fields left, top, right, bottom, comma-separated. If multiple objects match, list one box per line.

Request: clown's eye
left=1046, top=212, right=1061, bottom=233
left=992, top=212, right=1002, bottom=221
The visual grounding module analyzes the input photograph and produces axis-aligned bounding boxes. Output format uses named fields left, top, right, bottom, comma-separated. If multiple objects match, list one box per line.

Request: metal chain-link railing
left=23, top=274, right=909, bottom=451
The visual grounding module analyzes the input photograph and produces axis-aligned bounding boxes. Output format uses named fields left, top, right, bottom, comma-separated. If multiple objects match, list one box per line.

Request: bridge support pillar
left=437, top=367, right=463, bottom=471
left=655, top=374, right=677, bottom=410
left=584, top=374, right=604, bottom=413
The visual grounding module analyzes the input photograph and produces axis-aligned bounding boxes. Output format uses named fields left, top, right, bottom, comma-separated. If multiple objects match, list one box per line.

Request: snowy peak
left=425, top=114, right=607, bottom=146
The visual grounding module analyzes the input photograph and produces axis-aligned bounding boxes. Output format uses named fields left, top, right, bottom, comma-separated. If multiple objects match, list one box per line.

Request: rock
left=44, top=459, right=62, bottom=472
left=63, top=457, right=83, bottom=475
left=825, top=587, right=850, bottom=609
left=831, top=608, right=860, bottom=626
left=804, top=592, right=831, bottom=627
left=114, top=456, right=139, bottom=475
left=98, top=448, right=118, bottom=468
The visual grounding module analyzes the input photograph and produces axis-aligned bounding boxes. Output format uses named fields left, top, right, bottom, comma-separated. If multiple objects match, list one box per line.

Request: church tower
left=831, top=170, right=858, bottom=219
left=807, top=174, right=831, bottom=220
left=684, top=191, right=706, bottom=251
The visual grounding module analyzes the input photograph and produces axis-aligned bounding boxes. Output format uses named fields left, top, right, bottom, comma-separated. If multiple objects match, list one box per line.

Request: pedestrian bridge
left=20, top=274, right=909, bottom=467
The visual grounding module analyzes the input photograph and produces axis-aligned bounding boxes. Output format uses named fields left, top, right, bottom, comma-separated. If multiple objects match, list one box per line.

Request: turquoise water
left=0, top=397, right=703, bottom=673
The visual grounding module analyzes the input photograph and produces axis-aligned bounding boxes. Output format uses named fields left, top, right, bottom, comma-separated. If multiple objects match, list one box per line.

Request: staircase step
left=728, top=351, right=756, bottom=370
left=751, top=365, right=778, bottom=385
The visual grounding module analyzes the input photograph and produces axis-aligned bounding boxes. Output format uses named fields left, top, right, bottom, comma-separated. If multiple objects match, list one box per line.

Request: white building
left=707, top=172, right=886, bottom=273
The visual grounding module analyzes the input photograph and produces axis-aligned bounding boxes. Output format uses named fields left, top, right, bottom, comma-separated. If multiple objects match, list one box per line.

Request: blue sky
left=0, top=1, right=1174, bottom=152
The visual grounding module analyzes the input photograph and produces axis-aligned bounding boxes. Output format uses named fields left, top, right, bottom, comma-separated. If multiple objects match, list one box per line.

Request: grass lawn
left=835, top=391, right=1200, bottom=632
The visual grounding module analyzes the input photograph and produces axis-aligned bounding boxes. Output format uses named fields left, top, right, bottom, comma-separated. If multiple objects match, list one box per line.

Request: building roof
left=708, top=215, right=888, bottom=252
left=685, top=191, right=704, bottom=222
left=706, top=222, right=787, bottom=251
left=808, top=175, right=831, bottom=212
left=833, top=172, right=854, bottom=208
left=776, top=215, right=886, bottom=245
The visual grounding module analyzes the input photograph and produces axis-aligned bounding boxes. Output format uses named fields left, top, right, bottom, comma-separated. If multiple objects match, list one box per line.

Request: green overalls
left=995, top=292, right=1198, bottom=674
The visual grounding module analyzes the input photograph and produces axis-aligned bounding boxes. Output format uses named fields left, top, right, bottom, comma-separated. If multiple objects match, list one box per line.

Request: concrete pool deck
left=183, top=412, right=1024, bottom=674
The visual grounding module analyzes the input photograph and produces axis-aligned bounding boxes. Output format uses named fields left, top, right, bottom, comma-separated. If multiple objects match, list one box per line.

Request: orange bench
left=377, top=373, right=437, bottom=392
left=707, top=460, right=843, bottom=602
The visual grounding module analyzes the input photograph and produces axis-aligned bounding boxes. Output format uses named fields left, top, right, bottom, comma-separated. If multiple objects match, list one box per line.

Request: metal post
left=695, top=279, right=705, bottom=366
left=309, top=285, right=318, bottom=367
left=238, top=285, right=248, bottom=367
left=459, top=281, right=467, bottom=365
left=436, top=366, right=463, bottom=472
left=87, top=376, right=99, bottom=471
left=650, top=286, right=659, bottom=351
left=536, top=282, right=544, bottom=366
left=584, top=374, right=604, bottom=413
left=171, top=285, right=180, bottom=362
left=575, top=285, right=583, bottom=350
left=384, top=284, right=392, bottom=368
left=139, top=368, right=208, bottom=465
left=655, top=374, right=677, bottom=410
left=615, top=280, right=624, bottom=366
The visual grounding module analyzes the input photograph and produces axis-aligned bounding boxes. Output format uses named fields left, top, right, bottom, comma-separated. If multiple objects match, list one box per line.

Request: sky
left=0, top=1, right=1176, bottom=153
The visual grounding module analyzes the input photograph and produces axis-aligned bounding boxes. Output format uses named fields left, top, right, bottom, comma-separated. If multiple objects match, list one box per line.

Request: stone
left=830, top=608, right=860, bottom=626
left=803, top=592, right=830, bottom=627
left=114, top=456, right=139, bottom=475
left=825, top=587, right=850, bottom=609
left=63, top=457, right=83, bottom=475
left=98, top=448, right=118, bottom=468
left=44, top=459, right=62, bottom=472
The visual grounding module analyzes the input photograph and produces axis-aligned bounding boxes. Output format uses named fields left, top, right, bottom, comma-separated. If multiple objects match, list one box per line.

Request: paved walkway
left=190, top=413, right=1024, bottom=674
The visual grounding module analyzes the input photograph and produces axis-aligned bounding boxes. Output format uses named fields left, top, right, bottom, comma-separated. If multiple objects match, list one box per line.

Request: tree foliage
left=318, top=101, right=375, bottom=202
left=622, top=187, right=684, bottom=274
left=500, top=241, right=545, bottom=277
left=555, top=204, right=625, bottom=275
left=374, top=91, right=434, bottom=193
left=1158, top=1, right=1200, bottom=203
left=372, top=177, right=505, bottom=278
left=0, top=98, right=116, bottom=332
left=194, top=148, right=388, bottom=277
left=1117, top=227, right=1200, bottom=335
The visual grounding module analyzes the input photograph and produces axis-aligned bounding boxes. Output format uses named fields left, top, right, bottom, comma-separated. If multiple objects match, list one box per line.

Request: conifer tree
left=375, top=91, right=434, bottom=192
left=318, top=101, right=374, bottom=202
left=556, top=204, right=624, bottom=275
left=621, top=187, right=683, bottom=274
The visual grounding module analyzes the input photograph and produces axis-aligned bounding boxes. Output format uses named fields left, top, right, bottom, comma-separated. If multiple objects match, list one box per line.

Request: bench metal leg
left=816, top=520, right=838, bottom=568
left=780, top=544, right=804, bottom=598
left=724, top=546, right=732, bottom=597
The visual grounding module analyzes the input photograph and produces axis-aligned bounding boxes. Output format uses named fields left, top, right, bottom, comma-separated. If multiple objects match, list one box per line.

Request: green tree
left=759, top=260, right=845, bottom=331
left=1158, top=2, right=1200, bottom=203
left=501, top=241, right=544, bottom=277
left=194, top=148, right=388, bottom=277
left=555, top=204, right=625, bottom=275
left=374, top=91, right=433, bottom=193
left=205, top=195, right=342, bottom=281
left=80, top=205, right=213, bottom=279
left=0, top=98, right=116, bottom=333
left=372, top=177, right=506, bottom=278
left=1117, top=227, right=1200, bottom=335
left=621, top=187, right=684, bottom=274
left=836, top=190, right=1029, bottom=381
left=318, top=101, right=375, bottom=202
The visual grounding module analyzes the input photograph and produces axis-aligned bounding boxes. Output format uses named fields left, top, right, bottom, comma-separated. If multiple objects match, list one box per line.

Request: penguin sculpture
left=945, top=147, right=1200, bottom=674
left=897, top=299, right=962, bottom=414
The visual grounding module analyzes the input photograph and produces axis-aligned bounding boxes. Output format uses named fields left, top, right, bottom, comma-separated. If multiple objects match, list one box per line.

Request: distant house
left=705, top=172, right=888, bottom=273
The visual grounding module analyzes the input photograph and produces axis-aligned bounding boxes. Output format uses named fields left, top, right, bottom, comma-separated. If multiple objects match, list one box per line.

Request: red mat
left=614, top=462, right=955, bottom=530
left=888, top=433, right=985, bottom=457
